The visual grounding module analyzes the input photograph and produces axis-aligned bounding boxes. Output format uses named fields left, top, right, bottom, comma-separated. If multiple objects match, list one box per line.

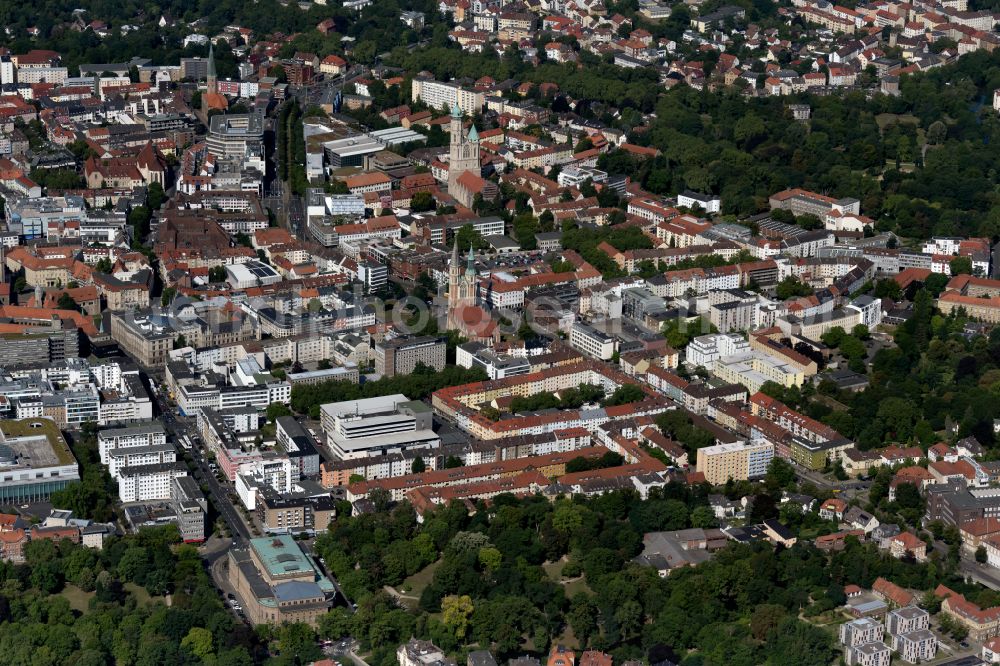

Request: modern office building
left=455, top=342, right=532, bottom=380
left=0, top=418, right=79, bottom=503
left=274, top=416, right=322, bottom=478
left=569, top=322, right=615, bottom=361
left=320, top=394, right=439, bottom=459
left=286, top=366, right=360, bottom=387
left=170, top=475, right=207, bottom=542
left=886, top=607, right=929, bottom=637
left=685, top=333, right=750, bottom=368
left=374, top=336, right=447, bottom=377
left=892, top=630, right=936, bottom=664
left=255, top=488, right=337, bottom=534
left=206, top=112, right=265, bottom=158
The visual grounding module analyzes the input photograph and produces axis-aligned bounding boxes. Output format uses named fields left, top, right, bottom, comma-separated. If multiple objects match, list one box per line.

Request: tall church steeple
left=447, top=238, right=478, bottom=331
left=206, top=42, right=218, bottom=95
left=447, top=101, right=482, bottom=208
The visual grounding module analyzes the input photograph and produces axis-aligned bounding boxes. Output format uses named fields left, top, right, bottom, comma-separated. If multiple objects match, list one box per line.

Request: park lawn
left=125, top=582, right=167, bottom=606
left=530, top=624, right=580, bottom=652
left=543, top=559, right=567, bottom=580
left=563, top=577, right=594, bottom=598
left=553, top=624, right=581, bottom=650
left=798, top=527, right=822, bottom=542
left=813, top=395, right=849, bottom=412
left=400, top=559, right=442, bottom=598
left=875, top=113, right=920, bottom=130
left=60, top=585, right=95, bottom=613
left=543, top=559, right=594, bottom=597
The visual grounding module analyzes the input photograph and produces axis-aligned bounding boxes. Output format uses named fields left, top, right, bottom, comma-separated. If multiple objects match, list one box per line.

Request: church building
left=446, top=104, right=494, bottom=209
left=446, top=239, right=499, bottom=345
left=202, top=43, right=228, bottom=114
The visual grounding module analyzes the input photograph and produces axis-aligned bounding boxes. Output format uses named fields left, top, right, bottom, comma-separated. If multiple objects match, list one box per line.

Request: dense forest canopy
left=313, top=478, right=984, bottom=666
left=0, top=526, right=267, bottom=665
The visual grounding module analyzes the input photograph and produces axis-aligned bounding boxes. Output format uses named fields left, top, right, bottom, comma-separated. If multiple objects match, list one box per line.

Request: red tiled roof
left=873, top=577, right=913, bottom=607
left=961, top=517, right=1000, bottom=537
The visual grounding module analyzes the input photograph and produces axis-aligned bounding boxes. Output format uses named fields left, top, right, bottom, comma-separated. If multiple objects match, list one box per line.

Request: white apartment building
left=569, top=322, right=616, bottom=361
left=98, top=423, right=168, bottom=466
left=886, top=607, right=929, bottom=637
left=893, top=630, right=936, bottom=664
left=922, top=237, right=964, bottom=256
left=712, top=351, right=805, bottom=393
left=106, top=442, right=177, bottom=479
left=845, top=642, right=890, bottom=666
left=848, top=294, right=882, bottom=329
left=235, top=457, right=294, bottom=510
left=411, top=78, right=484, bottom=116
left=684, top=333, right=749, bottom=368
left=695, top=441, right=774, bottom=485
left=118, top=462, right=188, bottom=502
left=16, top=67, right=68, bottom=84
left=99, top=395, right=154, bottom=424
left=177, top=382, right=291, bottom=416
left=677, top=191, right=721, bottom=214
left=840, top=618, right=885, bottom=647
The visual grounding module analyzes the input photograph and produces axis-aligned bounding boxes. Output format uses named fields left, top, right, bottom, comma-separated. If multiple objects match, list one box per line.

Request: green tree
left=57, top=293, right=77, bottom=312
left=276, top=623, right=322, bottom=663
left=266, top=403, right=292, bottom=422
left=319, top=608, right=353, bottom=640
left=950, top=256, right=973, bottom=276
left=442, top=594, right=474, bottom=639
left=568, top=592, right=599, bottom=645
left=775, top=276, right=814, bottom=300
left=750, top=604, right=786, bottom=641
left=874, top=279, right=902, bottom=300
left=691, top=505, right=718, bottom=528
left=180, top=627, right=213, bottom=660
left=411, top=191, right=435, bottom=212
left=455, top=224, right=488, bottom=252
left=477, top=547, right=502, bottom=574
left=147, top=182, right=165, bottom=210
left=662, top=319, right=695, bottom=348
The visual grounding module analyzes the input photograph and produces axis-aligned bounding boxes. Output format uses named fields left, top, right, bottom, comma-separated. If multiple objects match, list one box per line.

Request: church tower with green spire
left=447, top=237, right=479, bottom=330
left=447, top=102, right=481, bottom=208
